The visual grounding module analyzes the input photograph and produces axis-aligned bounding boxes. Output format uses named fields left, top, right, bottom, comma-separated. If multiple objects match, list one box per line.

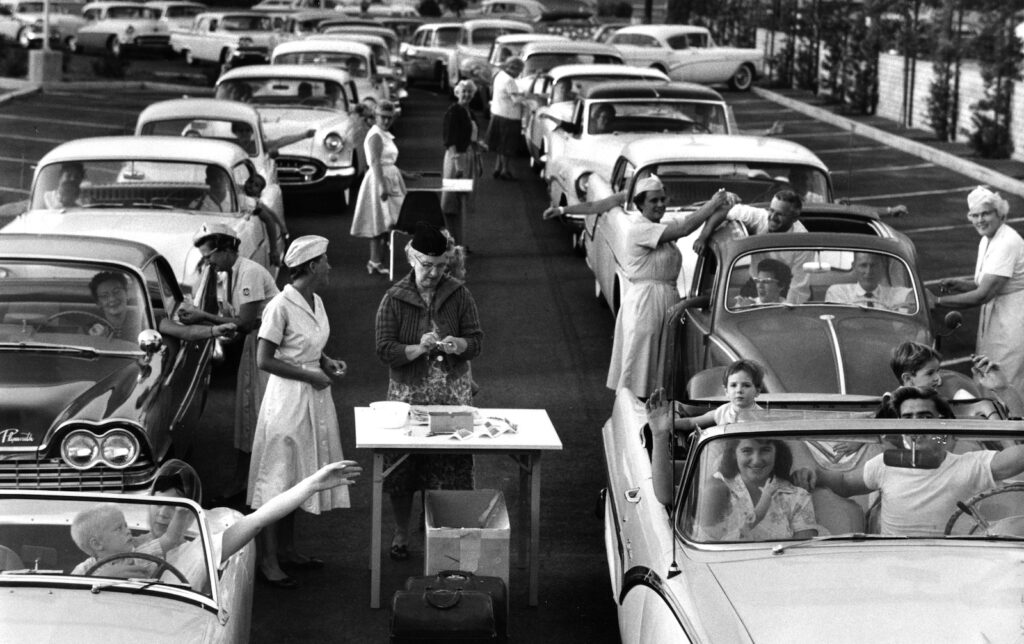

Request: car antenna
left=667, top=441, right=681, bottom=579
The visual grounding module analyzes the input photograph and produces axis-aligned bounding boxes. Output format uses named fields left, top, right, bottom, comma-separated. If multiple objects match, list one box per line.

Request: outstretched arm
left=936, top=273, right=1008, bottom=308
left=690, top=190, right=738, bottom=252
left=543, top=190, right=625, bottom=219
left=219, top=461, right=362, bottom=564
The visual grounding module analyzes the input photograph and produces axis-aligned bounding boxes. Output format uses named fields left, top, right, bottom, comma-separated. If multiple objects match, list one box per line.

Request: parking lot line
left=0, top=113, right=123, bottom=131
left=843, top=185, right=976, bottom=203
left=0, top=132, right=67, bottom=144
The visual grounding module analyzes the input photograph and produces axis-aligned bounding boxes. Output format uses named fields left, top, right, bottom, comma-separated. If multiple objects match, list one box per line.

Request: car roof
left=462, top=18, right=533, bottom=30
left=482, top=0, right=545, bottom=7
left=145, top=1, right=207, bottom=8
left=274, top=38, right=371, bottom=56
left=520, top=39, right=618, bottom=55
left=0, top=233, right=160, bottom=268
left=217, top=63, right=353, bottom=83
left=321, top=24, right=395, bottom=35
left=545, top=64, right=667, bottom=81
left=620, top=135, right=828, bottom=170
left=285, top=9, right=348, bottom=20
left=194, top=10, right=268, bottom=18
left=614, top=24, right=708, bottom=37
left=83, top=2, right=151, bottom=8
left=415, top=21, right=462, bottom=31
left=493, top=33, right=563, bottom=44
left=583, top=80, right=724, bottom=101
left=316, top=32, right=387, bottom=45
left=37, top=136, right=247, bottom=169
left=136, top=98, right=261, bottom=127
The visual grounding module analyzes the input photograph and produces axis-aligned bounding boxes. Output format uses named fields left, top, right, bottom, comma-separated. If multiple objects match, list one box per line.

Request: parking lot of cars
left=1, top=15, right=1023, bottom=638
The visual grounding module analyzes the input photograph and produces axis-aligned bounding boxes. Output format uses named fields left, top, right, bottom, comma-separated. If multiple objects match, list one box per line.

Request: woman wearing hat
left=544, top=176, right=731, bottom=397
left=936, top=186, right=1024, bottom=393
left=179, top=222, right=280, bottom=503
left=247, top=235, right=350, bottom=587
left=374, top=223, right=483, bottom=560
left=351, top=99, right=419, bottom=276
left=487, top=57, right=525, bottom=180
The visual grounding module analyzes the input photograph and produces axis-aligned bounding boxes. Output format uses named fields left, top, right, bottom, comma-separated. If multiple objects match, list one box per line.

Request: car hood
left=0, top=353, right=144, bottom=448
left=720, top=306, right=929, bottom=395
left=4, top=209, right=241, bottom=285
left=259, top=107, right=351, bottom=156
left=0, top=586, right=217, bottom=642
left=700, top=547, right=1024, bottom=642
left=560, top=133, right=655, bottom=180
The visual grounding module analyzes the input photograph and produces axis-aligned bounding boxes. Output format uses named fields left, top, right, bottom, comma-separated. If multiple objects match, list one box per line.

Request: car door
left=78, top=6, right=104, bottom=49
left=671, top=31, right=720, bottom=84
left=683, top=251, right=717, bottom=386
left=521, top=73, right=550, bottom=144
left=144, top=257, right=214, bottom=456
left=612, top=32, right=662, bottom=68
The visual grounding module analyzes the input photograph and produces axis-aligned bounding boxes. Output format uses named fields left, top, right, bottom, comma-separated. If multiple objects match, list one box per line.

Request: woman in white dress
left=936, top=186, right=1024, bottom=394
left=350, top=100, right=419, bottom=276
left=247, top=235, right=350, bottom=588
left=544, top=177, right=733, bottom=398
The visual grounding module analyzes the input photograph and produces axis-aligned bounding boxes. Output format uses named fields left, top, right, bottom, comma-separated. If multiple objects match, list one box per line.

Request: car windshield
left=725, top=248, right=919, bottom=314
left=107, top=6, right=158, bottom=19
left=0, top=495, right=217, bottom=597
left=631, top=163, right=831, bottom=208
left=139, top=118, right=259, bottom=156
left=676, top=427, right=1024, bottom=543
left=666, top=32, right=709, bottom=49
left=221, top=14, right=274, bottom=31
left=0, top=260, right=147, bottom=351
left=165, top=5, right=204, bottom=18
left=436, top=27, right=460, bottom=46
left=585, top=99, right=728, bottom=134
left=523, top=53, right=621, bottom=76
left=216, top=78, right=348, bottom=110
left=273, top=51, right=369, bottom=77
left=31, top=160, right=237, bottom=213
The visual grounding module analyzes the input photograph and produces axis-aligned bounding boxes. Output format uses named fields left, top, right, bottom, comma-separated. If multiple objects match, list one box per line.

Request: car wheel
left=17, top=28, right=32, bottom=49
left=729, top=63, right=754, bottom=91
left=107, top=36, right=121, bottom=57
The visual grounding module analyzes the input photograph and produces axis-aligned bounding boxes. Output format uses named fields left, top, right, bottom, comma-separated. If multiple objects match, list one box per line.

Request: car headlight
left=574, top=173, right=591, bottom=200
left=125, top=25, right=135, bottom=36
left=62, top=430, right=100, bottom=470
left=61, top=428, right=142, bottom=470
left=100, top=429, right=139, bottom=469
left=238, top=36, right=253, bottom=47
left=323, top=132, right=344, bottom=152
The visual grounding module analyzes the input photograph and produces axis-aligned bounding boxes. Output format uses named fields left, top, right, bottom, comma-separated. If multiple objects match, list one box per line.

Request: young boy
left=889, top=341, right=942, bottom=390
left=70, top=503, right=189, bottom=577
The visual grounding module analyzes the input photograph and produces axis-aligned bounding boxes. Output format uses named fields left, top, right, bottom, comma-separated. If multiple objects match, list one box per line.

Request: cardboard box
left=424, top=489, right=510, bottom=586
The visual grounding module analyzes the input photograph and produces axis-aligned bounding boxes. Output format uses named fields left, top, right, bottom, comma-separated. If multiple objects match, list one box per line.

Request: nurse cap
left=635, top=175, right=664, bottom=195
left=192, top=222, right=239, bottom=246
left=285, top=235, right=329, bottom=267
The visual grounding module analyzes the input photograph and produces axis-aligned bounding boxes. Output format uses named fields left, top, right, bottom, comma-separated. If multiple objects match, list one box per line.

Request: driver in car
left=825, top=252, right=914, bottom=311
left=190, top=165, right=233, bottom=213
left=69, top=503, right=189, bottom=577
left=589, top=103, right=616, bottom=134
left=792, top=386, right=1024, bottom=536
left=43, top=161, right=89, bottom=209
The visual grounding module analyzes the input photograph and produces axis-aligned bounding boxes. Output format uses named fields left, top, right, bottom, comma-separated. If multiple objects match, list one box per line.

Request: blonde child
left=70, top=503, right=189, bottom=577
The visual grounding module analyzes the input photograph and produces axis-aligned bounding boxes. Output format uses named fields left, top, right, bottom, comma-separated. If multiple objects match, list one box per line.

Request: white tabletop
left=354, top=407, right=563, bottom=451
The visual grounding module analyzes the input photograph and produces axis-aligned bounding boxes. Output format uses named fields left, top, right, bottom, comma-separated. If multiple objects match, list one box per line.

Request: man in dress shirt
left=825, top=252, right=914, bottom=310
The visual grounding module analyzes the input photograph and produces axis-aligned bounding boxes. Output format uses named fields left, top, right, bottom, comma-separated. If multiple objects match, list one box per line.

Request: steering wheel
left=84, top=551, right=189, bottom=584
left=42, top=310, right=112, bottom=334
left=944, top=483, right=1024, bottom=536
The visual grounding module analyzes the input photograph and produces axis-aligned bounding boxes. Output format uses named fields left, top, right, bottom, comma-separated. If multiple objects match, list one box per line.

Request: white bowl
left=370, top=401, right=411, bottom=429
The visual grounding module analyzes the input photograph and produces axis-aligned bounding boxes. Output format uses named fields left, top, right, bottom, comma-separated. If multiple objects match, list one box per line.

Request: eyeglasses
left=413, top=256, right=447, bottom=273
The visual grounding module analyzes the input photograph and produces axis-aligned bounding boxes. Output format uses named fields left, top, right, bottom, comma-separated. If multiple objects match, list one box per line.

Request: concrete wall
left=757, top=28, right=1024, bottom=162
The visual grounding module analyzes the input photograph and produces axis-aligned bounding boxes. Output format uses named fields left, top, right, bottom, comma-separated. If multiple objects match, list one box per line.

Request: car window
left=217, top=78, right=348, bottom=110
left=412, top=28, right=427, bottom=46
left=688, top=32, right=709, bottom=47
left=632, top=162, right=830, bottom=208
left=166, top=5, right=203, bottom=18
left=220, top=14, right=274, bottom=31
left=675, top=429, right=1024, bottom=542
left=0, top=260, right=146, bottom=351
left=107, top=6, right=158, bottom=19
left=725, top=249, right=918, bottom=313
left=139, top=119, right=260, bottom=157
left=435, top=26, right=459, bottom=47
left=523, top=53, right=621, bottom=76
left=665, top=34, right=689, bottom=50
left=468, top=27, right=503, bottom=46
left=585, top=99, right=730, bottom=135
left=273, top=51, right=369, bottom=77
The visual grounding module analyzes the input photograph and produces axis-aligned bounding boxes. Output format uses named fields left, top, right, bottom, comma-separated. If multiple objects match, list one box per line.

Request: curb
left=0, top=83, right=41, bottom=105
left=40, top=80, right=213, bottom=94
left=754, top=87, right=1024, bottom=200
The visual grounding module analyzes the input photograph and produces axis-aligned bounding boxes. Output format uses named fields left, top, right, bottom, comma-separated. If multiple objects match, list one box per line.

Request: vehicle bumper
left=129, top=35, right=171, bottom=50
left=276, top=157, right=357, bottom=192
left=227, top=46, right=270, bottom=67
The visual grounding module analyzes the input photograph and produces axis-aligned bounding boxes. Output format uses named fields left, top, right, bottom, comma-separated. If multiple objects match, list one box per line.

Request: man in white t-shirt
left=793, top=387, right=1024, bottom=536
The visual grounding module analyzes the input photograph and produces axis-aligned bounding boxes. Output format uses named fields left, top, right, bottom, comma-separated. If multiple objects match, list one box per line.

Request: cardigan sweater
left=375, top=271, right=483, bottom=386
left=442, top=103, right=474, bottom=152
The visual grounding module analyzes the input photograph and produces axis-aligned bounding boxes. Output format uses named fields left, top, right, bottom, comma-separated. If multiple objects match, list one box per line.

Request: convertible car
left=3, top=136, right=278, bottom=291
left=0, top=467, right=255, bottom=641
left=602, top=390, right=1024, bottom=642
left=0, top=235, right=216, bottom=491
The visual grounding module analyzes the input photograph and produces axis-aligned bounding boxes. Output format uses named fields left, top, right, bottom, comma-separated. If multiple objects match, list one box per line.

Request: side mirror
left=944, top=310, right=963, bottom=332
left=138, top=329, right=163, bottom=355
left=883, top=448, right=943, bottom=469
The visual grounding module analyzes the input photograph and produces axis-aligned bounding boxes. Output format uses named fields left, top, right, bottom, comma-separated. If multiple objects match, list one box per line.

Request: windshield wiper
left=771, top=532, right=905, bottom=555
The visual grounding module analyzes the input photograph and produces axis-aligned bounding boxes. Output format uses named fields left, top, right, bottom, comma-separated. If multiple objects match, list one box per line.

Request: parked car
left=579, top=135, right=833, bottom=307
left=308, top=32, right=407, bottom=101
left=471, top=0, right=546, bottom=22
left=145, top=0, right=205, bottom=32
left=3, top=136, right=279, bottom=290
left=0, top=235, right=218, bottom=491
left=134, top=98, right=287, bottom=236
left=520, top=64, right=670, bottom=171
left=374, top=14, right=421, bottom=43
left=401, top=20, right=462, bottom=89
left=514, top=37, right=623, bottom=91
left=252, top=0, right=344, bottom=12
left=215, top=64, right=367, bottom=206
left=271, top=38, right=394, bottom=109
left=70, top=2, right=170, bottom=56
left=0, top=484, right=255, bottom=640
left=446, top=18, right=534, bottom=92
left=269, top=8, right=341, bottom=38
left=608, top=24, right=765, bottom=91
left=0, top=0, right=84, bottom=49
left=602, top=391, right=1024, bottom=642
left=469, top=31, right=565, bottom=109
left=169, top=11, right=279, bottom=67
left=544, top=86, right=737, bottom=221
left=590, top=20, right=626, bottom=43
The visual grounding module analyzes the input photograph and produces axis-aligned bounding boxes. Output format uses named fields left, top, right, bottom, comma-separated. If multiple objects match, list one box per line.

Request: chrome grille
left=276, top=156, right=327, bottom=184
left=0, top=455, right=156, bottom=492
